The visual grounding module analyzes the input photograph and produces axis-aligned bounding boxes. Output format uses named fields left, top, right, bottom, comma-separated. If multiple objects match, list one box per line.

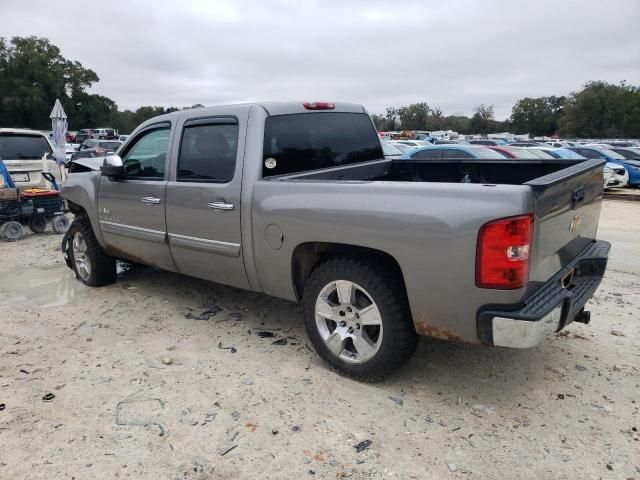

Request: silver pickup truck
left=61, top=102, right=610, bottom=379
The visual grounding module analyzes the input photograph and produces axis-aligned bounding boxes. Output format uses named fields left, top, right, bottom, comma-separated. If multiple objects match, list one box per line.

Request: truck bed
left=271, top=157, right=587, bottom=186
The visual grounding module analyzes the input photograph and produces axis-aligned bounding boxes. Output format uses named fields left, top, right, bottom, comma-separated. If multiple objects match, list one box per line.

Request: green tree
left=0, top=36, right=103, bottom=129
left=559, top=81, right=640, bottom=138
left=397, top=102, right=430, bottom=130
left=510, top=96, right=566, bottom=136
left=469, top=104, right=495, bottom=134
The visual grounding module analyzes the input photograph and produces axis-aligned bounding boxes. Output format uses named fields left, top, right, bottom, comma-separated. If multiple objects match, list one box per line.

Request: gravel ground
left=0, top=200, right=638, bottom=479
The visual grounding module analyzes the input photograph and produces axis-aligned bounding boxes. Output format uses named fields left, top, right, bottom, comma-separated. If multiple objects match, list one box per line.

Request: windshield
left=263, top=112, right=383, bottom=176
left=0, top=134, right=52, bottom=159
left=506, top=148, right=540, bottom=159
left=382, top=142, right=403, bottom=156
left=600, top=149, right=626, bottom=160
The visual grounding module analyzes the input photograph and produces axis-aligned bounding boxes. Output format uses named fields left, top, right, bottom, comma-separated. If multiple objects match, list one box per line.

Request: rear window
left=0, top=134, right=52, bottom=159
left=262, top=113, right=383, bottom=176
left=98, top=141, right=121, bottom=150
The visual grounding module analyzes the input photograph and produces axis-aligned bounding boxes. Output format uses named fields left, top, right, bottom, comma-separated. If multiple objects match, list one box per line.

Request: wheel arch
left=291, top=242, right=408, bottom=302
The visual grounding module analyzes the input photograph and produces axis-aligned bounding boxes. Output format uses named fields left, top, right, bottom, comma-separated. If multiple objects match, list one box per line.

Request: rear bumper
left=477, top=240, right=610, bottom=348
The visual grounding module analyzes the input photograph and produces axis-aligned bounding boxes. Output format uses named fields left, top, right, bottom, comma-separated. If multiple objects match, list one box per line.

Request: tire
left=67, top=216, right=116, bottom=287
left=302, top=256, right=418, bottom=381
left=28, top=214, right=47, bottom=233
left=1, top=221, right=24, bottom=241
left=52, top=214, right=70, bottom=234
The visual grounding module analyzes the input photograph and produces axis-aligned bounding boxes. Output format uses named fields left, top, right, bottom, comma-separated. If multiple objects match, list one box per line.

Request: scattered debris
left=42, top=393, right=55, bottom=402
left=161, top=356, right=173, bottom=366
left=353, top=440, right=372, bottom=453
left=272, top=428, right=279, bottom=435
left=272, top=338, right=288, bottom=346
left=220, top=445, right=237, bottom=456
left=610, top=330, right=625, bottom=337
left=557, top=394, right=565, bottom=400
left=217, top=342, right=237, bottom=353
left=575, top=364, right=587, bottom=371
left=292, top=425, right=301, bottom=432
left=388, top=396, right=404, bottom=406
left=115, top=397, right=166, bottom=436
left=256, top=330, right=275, bottom=338
left=185, top=302, right=221, bottom=321
left=0, top=403, right=5, bottom=411
left=242, top=378, right=254, bottom=386
left=231, top=411, right=241, bottom=421
left=204, top=412, right=217, bottom=423
left=245, top=420, right=257, bottom=432
left=448, top=463, right=458, bottom=472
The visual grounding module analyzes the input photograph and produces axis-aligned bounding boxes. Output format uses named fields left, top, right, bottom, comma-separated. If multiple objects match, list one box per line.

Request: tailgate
left=525, top=158, right=606, bottom=288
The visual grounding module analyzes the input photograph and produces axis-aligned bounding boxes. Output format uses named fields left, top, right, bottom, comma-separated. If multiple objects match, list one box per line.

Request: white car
left=65, top=143, right=80, bottom=162
left=605, top=162, right=629, bottom=189
left=0, top=128, right=62, bottom=189
left=387, top=140, right=420, bottom=154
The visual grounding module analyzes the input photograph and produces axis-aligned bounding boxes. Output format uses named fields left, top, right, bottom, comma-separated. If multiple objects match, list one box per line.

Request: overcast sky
left=3, top=0, right=639, bottom=119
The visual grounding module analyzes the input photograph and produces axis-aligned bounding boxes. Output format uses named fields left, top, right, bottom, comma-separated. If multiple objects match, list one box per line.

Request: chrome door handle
left=208, top=201, right=234, bottom=211
left=141, top=196, right=161, bottom=205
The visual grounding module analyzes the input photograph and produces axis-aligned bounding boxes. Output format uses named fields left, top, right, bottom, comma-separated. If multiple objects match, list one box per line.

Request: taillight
left=476, top=214, right=533, bottom=289
left=303, top=102, right=335, bottom=110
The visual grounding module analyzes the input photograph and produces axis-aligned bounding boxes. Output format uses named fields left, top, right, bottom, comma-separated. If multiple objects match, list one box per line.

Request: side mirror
left=101, top=154, right=124, bottom=177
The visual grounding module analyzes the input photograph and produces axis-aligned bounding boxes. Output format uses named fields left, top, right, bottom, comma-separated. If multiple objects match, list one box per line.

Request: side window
left=444, top=149, right=474, bottom=159
left=121, top=126, right=170, bottom=179
left=411, top=149, right=441, bottom=159
left=177, top=121, right=238, bottom=182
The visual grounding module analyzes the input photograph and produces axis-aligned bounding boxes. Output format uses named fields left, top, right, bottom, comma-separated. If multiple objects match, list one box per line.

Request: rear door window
left=411, top=149, right=442, bottom=159
left=178, top=119, right=238, bottom=182
left=443, top=148, right=474, bottom=159
left=0, top=134, right=52, bottom=159
left=263, top=112, right=383, bottom=176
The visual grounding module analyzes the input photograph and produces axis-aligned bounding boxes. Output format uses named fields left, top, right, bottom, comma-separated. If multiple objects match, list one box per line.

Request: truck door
left=97, top=122, right=176, bottom=271
left=165, top=115, right=249, bottom=289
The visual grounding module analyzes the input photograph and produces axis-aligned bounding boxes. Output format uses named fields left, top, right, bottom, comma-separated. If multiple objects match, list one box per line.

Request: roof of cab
left=138, top=101, right=366, bottom=125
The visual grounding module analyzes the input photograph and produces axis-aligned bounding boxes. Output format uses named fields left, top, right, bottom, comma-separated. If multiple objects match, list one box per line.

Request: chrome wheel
left=72, top=231, right=91, bottom=281
left=315, top=280, right=383, bottom=364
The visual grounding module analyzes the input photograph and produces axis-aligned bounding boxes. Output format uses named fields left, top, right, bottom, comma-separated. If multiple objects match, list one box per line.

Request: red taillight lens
left=303, top=102, right=335, bottom=110
left=476, top=214, right=533, bottom=289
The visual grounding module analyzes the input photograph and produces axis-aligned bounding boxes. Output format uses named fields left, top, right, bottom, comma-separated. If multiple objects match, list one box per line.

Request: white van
left=0, top=128, right=62, bottom=189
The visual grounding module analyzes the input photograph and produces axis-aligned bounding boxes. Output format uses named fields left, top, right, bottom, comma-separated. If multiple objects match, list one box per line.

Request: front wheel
left=303, top=257, right=418, bottom=381
left=67, top=217, right=116, bottom=287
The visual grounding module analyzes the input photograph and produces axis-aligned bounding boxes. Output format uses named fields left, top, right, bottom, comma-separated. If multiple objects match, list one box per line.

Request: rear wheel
left=28, top=214, right=47, bottom=233
left=303, top=257, right=418, bottom=381
left=67, top=217, right=116, bottom=286
left=1, top=221, right=24, bottom=241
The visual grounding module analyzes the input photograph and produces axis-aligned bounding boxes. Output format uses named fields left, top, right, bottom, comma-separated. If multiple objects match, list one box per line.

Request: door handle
left=208, top=201, right=234, bottom=211
left=141, top=196, right=161, bottom=205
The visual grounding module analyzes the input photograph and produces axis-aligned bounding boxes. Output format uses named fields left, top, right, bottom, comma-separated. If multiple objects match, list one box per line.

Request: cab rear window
left=262, top=113, right=383, bottom=177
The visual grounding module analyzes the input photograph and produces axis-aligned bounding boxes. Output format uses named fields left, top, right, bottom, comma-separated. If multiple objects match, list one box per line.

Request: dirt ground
left=0, top=200, right=638, bottom=480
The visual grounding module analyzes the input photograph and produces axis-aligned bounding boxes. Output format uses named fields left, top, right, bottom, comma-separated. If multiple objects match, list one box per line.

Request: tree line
left=372, top=81, right=639, bottom=138
left=1, top=36, right=639, bottom=138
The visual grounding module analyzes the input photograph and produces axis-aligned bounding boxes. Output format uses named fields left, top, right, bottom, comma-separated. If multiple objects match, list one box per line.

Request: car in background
left=65, top=143, right=80, bottom=162
left=402, top=144, right=509, bottom=160
left=532, top=147, right=587, bottom=160
left=487, top=146, right=545, bottom=159
left=605, top=162, right=629, bottom=188
left=386, top=140, right=418, bottom=154
left=508, top=141, right=546, bottom=147
left=393, top=140, right=431, bottom=149
left=517, top=147, right=557, bottom=159
left=94, top=128, right=118, bottom=140
left=602, top=147, right=640, bottom=187
left=0, top=128, right=62, bottom=189
left=607, top=141, right=639, bottom=148
left=118, top=134, right=129, bottom=142
left=70, top=139, right=122, bottom=161
left=468, top=139, right=507, bottom=146
left=75, top=129, right=95, bottom=143
left=381, top=141, right=404, bottom=159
